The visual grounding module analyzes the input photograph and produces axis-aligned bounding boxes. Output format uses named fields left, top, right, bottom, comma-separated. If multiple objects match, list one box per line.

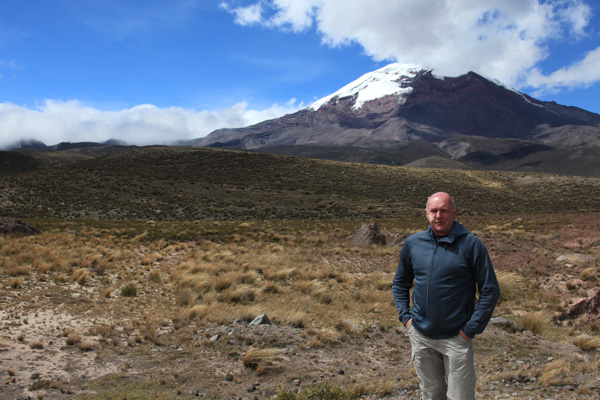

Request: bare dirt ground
left=1, top=214, right=599, bottom=400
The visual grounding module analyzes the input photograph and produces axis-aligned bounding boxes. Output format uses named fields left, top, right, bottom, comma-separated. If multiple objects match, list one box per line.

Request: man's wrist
left=459, top=329, right=472, bottom=341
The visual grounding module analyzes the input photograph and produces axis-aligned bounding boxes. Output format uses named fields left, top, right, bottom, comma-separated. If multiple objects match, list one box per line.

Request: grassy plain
left=1, top=147, right=599, bottom=399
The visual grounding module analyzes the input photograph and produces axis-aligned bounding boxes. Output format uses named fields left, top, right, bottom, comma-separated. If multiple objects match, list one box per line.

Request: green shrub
left=120, top=283, right=137, bottom=297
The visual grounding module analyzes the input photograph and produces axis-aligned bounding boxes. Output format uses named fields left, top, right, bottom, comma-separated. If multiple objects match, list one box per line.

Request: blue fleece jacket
left=392, top=221, right=500, bottom=339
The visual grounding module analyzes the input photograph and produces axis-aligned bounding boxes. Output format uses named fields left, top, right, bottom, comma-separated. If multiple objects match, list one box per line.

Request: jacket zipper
left=426, top=233, right=437, bottom=337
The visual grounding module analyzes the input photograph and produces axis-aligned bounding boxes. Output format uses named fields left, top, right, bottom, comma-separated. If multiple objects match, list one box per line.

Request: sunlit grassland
left=2, top=215, right=599, bottom=399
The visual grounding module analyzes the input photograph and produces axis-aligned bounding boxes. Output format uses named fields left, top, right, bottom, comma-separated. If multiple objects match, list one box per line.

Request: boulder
left=556, top=253, right=596, bottom=265
left=0, top=217, right=40, bottom=235
left=250, top=314, right=271, bottom=326
left=350, top=221, right=386, bottom=246
left=562, top=288, right=600, bottom=320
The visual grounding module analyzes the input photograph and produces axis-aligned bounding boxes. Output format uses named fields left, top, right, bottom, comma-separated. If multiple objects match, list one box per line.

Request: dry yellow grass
left=538, top=359, right=575, bottom=386
left=579, top=267, right=597, bottom=281
left=496, top=271, right=524, bottom=303
left=571, top=334, right=600, bottom=350
left=518, top=311, right=552, bottom=335
left=242, top=347, right=285, bottom=369
left=72, top=268, right=89, bottom=285
left=3, top=217, right=600, bottom=399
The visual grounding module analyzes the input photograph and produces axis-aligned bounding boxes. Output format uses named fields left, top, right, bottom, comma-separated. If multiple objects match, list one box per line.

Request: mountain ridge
left=196, top=64, right=600, bottom=176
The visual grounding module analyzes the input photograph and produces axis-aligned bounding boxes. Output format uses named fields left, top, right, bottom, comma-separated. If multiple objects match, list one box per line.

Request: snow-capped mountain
left=195, top=63, right=600, bottom=175
left=309, top=63, right=421, bottom=111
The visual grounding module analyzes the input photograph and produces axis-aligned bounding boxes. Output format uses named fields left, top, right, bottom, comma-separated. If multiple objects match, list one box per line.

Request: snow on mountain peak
left=309, top=63, right=424, bottom=111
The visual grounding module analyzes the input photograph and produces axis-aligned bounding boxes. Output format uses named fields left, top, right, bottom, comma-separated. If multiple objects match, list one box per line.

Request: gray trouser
left=407, top=324, right=476, bottom=400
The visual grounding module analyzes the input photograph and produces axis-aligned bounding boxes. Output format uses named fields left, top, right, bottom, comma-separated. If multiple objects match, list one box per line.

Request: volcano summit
left=197, top=64, right=600, bottom=176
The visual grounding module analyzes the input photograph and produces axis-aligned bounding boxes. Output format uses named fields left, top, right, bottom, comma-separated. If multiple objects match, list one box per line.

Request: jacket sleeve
left=392, top=243, right=414, bottom=326
left=462, top=236, right=500, bottom=338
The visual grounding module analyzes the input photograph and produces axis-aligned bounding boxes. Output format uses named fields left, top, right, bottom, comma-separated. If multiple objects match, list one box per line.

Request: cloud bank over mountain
left=0, top=99, right=303, bottom=148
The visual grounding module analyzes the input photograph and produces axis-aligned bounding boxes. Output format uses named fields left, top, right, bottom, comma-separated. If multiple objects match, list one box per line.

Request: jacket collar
left=428, top=221, right=470, bottom=243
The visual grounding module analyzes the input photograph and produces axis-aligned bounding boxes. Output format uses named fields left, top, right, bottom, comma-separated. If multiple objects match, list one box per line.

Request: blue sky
left=1, top=0, right=599, bottom=147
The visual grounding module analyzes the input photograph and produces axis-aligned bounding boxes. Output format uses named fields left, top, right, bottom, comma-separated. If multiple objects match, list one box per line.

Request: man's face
left=425, top=193, right=458, bottom=236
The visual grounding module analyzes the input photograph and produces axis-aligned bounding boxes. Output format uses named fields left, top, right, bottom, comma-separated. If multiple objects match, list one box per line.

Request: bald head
left=426, top=192, right=456, bottom=211
left=425, top=192, right=458, bottom=236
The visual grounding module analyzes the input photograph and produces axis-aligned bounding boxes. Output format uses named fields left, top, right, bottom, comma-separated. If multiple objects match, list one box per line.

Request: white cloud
left=222, top=0, right=596, bottom=90
left=219, top=2, right=264, bottom=26
left=0, top=99, right=304, bottom=149
left=528, top=46, right=600, bottom=94
left=220, top=0, right=317, bottom=31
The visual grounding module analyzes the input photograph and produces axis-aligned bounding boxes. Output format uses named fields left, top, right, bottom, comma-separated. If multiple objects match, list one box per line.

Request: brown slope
left=197, top=69, right=600, bottom=152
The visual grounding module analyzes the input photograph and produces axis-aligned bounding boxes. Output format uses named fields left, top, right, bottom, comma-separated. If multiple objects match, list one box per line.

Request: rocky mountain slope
left=197, top=64, right=600, bottom=176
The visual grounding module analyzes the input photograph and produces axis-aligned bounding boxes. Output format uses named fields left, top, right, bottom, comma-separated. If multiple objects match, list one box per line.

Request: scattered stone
left=556, top=253, right=596, bottom=265
left=250, top=314, right=271, bottom=326
left=489, top=317, right=522, bottom=333
left=30, top=372, right=40, bottom=380
left=209, top=334, right=220, bottom=342
left=225, top=373, right=233, bottom=382
left=350, top=221, right=386, bottom=246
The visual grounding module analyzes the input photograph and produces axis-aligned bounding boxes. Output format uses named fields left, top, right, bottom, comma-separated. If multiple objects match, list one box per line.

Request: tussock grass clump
left=72, top=268, right=89, bottom=285
left=175, top=288, right=197, bottom=306
left=10, top=278, right=24, bottom=288
left=29, top=341, right=44, bottom=349
left=65, top=334, right=82, bottom=346
left=496, top=271, right=523, bottom=303
left=221, top=286, right=259, bottom=303
left=242, top=347, right=284, bottom=369
left=311, top=287, right=334, bottom=304
left=271, top=310, right=308, bottom=328
left=579, top=267, right=597, bottom=281
left=182, top=304, right=210, bottom=320
left=6, top=262, right=29, bottom=276
left=148, top=270, right=161, bottom=283
left=538, top=359, right=575, bottom=386
left=141, top=252, right=163, bottom=265
left=305, top=328, right=341, bottom=348
left=349, top=378, right=396, bottom=398
left=518, top=311, right=552, bottom=335
left=77, top=341, right=96, bottom=351
left=276, top=382, right=359, bottom=400
left=335, top=319, right=363, bottom=336
left=571, top=334, right=600, bottom=350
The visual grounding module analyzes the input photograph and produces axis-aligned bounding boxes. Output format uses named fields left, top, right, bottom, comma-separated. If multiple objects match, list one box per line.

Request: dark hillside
left=1, top=146, right=599, bottom=221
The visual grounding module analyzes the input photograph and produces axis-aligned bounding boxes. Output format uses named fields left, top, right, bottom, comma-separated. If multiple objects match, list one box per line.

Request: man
left=392, top=192, right=500, bottom=400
